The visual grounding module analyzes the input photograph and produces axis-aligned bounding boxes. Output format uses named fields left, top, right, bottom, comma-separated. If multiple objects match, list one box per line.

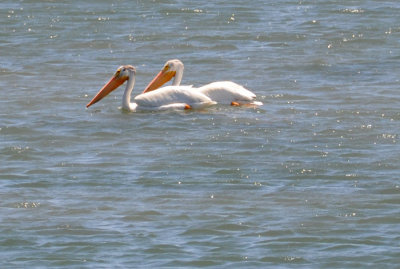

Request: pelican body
left=86, top=65, right=215, bottom=112
left=144, top=59, right=262, bottom=106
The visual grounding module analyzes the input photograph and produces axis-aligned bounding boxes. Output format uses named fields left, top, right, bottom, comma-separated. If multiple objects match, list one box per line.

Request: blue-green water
left=1, top=0, right=399, bottom=268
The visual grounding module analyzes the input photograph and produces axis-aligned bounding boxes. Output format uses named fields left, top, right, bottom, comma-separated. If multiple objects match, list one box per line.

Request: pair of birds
left=86, top=59, right=262, bottom=112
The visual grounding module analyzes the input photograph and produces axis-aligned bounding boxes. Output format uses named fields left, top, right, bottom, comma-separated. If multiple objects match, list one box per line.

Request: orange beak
left=86, top=75, right=127, bottom=108
left=143, top=69, right=176, bottom=93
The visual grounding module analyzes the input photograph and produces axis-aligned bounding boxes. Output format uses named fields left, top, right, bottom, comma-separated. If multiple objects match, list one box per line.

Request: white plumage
left=86, top=60, right=262, bottom=112
left=197, top=81, right=256, bottom=104
left=86, top=65, right=215, bottom=112
left=134, top=86, right=216, bottom=110
left=144, top=59, right=262, bottom=106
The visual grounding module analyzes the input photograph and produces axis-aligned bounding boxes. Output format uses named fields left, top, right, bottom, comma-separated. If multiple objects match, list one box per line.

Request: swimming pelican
left=86, top=65, right=216, bottom=111
left=144, top=59, right=262, bottom=106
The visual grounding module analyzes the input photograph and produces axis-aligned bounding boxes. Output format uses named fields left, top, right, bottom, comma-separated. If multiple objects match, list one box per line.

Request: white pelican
left=144, top=59, right=262, bottom=106
left=86, top=65, right=216, bottom=111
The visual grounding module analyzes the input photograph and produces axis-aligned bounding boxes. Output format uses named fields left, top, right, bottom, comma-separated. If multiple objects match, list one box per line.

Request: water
left=1, top=0, right=399, bottom=267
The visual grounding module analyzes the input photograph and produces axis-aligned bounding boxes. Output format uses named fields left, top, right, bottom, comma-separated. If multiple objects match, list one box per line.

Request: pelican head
left=86, top=65, right=136, bottom=108
left=143, top=59, right=183, bottom=93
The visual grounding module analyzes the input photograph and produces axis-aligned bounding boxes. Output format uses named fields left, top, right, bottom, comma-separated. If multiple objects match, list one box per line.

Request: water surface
left=1, top=0, right=399, bottom=268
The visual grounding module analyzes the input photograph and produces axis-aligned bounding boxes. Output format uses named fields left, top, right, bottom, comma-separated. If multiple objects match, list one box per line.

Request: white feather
left=197, top=81, right=257, bottom=104
left=134, top=86, right=216, bottom=110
